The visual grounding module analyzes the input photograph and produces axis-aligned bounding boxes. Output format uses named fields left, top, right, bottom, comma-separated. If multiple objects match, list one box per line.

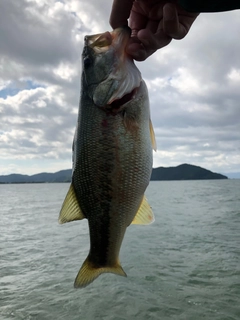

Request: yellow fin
left=149, top=119, right=157, bottom=151
left=74, top=257, right=127, bottom=288
left=58, top=183, right=85, bottom=224
left=131, top=196, right=155, bottom=225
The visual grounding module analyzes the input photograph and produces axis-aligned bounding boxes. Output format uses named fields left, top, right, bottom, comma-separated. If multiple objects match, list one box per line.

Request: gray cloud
left=0, top=0, right=82, bottom=66
left=0, top=1, right=240, bottom=175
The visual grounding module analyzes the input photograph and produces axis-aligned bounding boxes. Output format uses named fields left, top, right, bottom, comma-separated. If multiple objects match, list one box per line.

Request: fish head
left=82, top=27, right=142, bottom=108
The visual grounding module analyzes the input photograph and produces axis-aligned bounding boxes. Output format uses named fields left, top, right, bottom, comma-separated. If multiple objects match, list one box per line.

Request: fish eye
left=83, top=56, right=91, bottom=68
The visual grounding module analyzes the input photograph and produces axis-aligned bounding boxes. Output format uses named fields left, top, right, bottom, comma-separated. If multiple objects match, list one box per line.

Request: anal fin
left=58, top=183, right=85, bottom=224
left=131, top=196, right=154, bottom=225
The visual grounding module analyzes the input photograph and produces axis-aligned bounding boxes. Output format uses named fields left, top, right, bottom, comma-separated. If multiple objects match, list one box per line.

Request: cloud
left=0, top=1, right=240, bottom=175
left=140, top=12, right=240, bottom=173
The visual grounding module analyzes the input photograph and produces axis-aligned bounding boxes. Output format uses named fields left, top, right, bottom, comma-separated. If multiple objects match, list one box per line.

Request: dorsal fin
left=131, top=196, right=155, bottom=225
left=58, top=183, right=85, bottom=224
left=149, top=119, right=157, bottom=151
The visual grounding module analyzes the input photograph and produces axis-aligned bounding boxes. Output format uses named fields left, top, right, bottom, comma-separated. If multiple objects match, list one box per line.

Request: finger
left=129, top=3, right=148, bottom=31
left=162, top=3, right=183, bottom=39
left=126, top=42, right=156, bottom=61
left=125, top=36, right=149, bottom=61
left=137, top=28, right=172, bottom=52
left=163, top=3, right=199, bottom=39
left=126, top=29, right=172, bottom=61
left=126, top=42, right=147, bottom=61
left=145, top=19, right=160, bottom=34
left=109, top=0, right=134, bottom=29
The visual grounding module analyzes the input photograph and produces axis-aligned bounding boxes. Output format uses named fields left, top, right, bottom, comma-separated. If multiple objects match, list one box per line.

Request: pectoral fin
left=149, top=119, right=157, bottom=151
left=131, top=196, right=155, bottom=225
left=58, top=183, right=85, bottom=224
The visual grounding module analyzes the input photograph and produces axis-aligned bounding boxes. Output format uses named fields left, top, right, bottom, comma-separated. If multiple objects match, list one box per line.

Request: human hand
left=110, top=0, right=199, bottom=61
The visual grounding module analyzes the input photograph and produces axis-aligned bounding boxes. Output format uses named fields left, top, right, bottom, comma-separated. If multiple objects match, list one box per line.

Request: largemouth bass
left=59, top=27, right=156, bottom=288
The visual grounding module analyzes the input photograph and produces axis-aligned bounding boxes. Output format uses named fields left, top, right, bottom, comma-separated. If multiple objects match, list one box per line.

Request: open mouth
left=86, top=28, right=131, bottom=54
left=88, top=32, right=112, bottom=50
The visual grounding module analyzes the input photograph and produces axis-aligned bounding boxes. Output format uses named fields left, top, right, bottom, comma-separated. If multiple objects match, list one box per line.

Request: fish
left=58, top=27, right=156, bottom=288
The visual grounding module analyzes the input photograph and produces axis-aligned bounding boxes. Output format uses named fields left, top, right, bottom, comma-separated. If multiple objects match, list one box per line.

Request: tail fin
left=74, top=257, right=127, bottom=288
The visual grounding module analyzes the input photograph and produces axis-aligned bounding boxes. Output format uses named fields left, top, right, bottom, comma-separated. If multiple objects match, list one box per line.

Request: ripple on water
left=0, top=181, right=240, bottom=320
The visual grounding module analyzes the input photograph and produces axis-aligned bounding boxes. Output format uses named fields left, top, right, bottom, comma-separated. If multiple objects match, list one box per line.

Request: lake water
left=0, top=180, right=240, bottom=320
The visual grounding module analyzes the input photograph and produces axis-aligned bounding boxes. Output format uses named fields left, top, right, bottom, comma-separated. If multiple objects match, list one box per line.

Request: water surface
left=1, top=180, right=240, bottom=319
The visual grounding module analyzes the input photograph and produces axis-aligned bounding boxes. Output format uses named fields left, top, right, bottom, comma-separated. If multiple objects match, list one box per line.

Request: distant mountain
left=0, top=169, right=72, bottom=184
left=151, top=163, right=228, bottom=181
left=0, top=164, right=228, bottom=184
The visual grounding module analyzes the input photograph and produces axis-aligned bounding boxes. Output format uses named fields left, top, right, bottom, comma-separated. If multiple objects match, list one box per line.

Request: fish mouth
left=84, top=27, right=142, bottom=109
left=85, top=27, right=131, bottom=54
left=85, top=31, right=112, bottom=53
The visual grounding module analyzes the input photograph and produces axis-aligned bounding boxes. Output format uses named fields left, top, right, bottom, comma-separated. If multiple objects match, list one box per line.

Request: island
left=0, top=164, right=228, bottom=184
left=150, top=163, right=227, bottom=180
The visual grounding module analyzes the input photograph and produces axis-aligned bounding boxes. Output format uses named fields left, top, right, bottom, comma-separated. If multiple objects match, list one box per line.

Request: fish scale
left=59, top=28, right=156, bottom=288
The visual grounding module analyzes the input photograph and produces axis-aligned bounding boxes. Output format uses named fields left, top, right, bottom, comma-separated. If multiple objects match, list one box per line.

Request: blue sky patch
left=0, top=80, right=45, bottom=99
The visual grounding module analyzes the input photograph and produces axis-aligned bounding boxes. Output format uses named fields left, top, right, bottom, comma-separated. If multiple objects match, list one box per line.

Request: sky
left=0, top=0, right=240, bottom=177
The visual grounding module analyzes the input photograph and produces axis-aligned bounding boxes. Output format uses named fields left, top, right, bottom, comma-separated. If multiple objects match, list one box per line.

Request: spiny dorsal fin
left=58, top=183, right=85, bottom=224
left=74, top=257, right=127, bottom=288
left=149, top=119, right=157, bottom=151
left=131, top=196, right=155, bottom=225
